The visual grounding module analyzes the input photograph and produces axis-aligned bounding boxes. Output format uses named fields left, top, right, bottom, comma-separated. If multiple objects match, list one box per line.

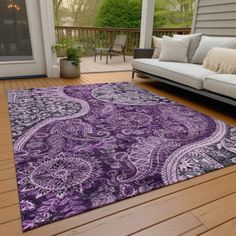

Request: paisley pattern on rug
left=8, top=82, right=236, bottom=231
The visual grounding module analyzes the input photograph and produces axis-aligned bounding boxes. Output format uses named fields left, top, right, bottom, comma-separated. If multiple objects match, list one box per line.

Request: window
left=0, top=0, right=33, bottom=61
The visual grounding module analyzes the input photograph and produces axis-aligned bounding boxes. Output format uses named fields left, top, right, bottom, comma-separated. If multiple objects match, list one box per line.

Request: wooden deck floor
left=0, top=71, right=236, bottom=236
left=80, top=56, right=132, bottom=73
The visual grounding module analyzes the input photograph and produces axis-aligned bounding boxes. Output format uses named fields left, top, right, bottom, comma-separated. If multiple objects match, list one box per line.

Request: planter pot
left=60, top=58, right=80, bottom=79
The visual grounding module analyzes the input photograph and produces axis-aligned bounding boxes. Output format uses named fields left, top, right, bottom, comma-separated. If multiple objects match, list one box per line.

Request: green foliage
left=52, top=37, right=84, bottom=65
left=95, top=0, right=194, bottom=28
left=95, top=0, right=142, bottom=28
left=65, top=47, right=81, bottom=65
left=53, top=0, right=194, bottom=28
left=53, top=0, right=103, bottom=26
left=154, top=0, right=194, bottom=28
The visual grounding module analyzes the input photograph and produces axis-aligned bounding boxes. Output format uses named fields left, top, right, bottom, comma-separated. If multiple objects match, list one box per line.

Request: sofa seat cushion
left=132, top=59, right=215, bottom=89
left=203, top=74, right=236, bottom=99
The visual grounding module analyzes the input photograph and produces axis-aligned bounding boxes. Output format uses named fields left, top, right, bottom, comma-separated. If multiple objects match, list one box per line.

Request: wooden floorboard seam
left=130, top=190, right=236, bottom=235
left=0, top=177, right=16, bottom=182
left=48, top=179, right=236, bottom=236
left=129, top=213, right=204, bottom=236
left=0, top=203, right=19, bottom=210
left=198, top=217, right=236, bottom=236
left=0, top=218, right=21, bottom=226
left=0, top=189, right=18, bottom=195
left=0, top=167, right=15, bottom=171
left=2, top=175, right=236, bottom=234
left=0, top=158, right=13, bottom=162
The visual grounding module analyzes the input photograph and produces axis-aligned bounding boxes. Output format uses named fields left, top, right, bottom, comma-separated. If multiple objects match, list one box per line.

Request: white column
left=139, top=0, right=155, bottom=48
left=39, top=0, right=59, bottom=78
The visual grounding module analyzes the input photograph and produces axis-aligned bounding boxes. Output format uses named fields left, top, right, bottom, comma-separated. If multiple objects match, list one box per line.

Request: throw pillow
left=174, top=33, right=203, bottom=62
left=192, top=36, right=236, bottom=64
left=203, top=47, right=236, bottom=74
left=159, top=36, right=190, bottom=63
left=152, top=36, right=162, bottom=58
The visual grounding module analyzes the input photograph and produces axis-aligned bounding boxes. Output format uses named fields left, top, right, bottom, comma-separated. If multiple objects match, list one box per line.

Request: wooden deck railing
left=55, top=26, right=191, bottom=56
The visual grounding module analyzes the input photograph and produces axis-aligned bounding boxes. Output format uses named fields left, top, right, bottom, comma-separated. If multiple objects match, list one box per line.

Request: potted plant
left=53, top=38, right=83, bottom=79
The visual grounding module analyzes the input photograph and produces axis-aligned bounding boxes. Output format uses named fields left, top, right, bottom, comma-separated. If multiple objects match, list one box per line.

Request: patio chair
left=94, top=34, right=127, bottom=64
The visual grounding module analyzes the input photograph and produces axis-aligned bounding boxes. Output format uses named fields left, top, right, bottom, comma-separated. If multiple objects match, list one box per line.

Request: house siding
left=192, top=0, right=236, bottom=36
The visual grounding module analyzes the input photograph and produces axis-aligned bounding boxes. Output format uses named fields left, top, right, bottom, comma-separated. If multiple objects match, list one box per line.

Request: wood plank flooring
left=80, top=56, right=132, bottom=73
left=0, top=71, right=235, bottom=236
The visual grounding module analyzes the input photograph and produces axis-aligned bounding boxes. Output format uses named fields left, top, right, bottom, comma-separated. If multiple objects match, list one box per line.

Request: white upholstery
left=203, top=47, right=236, bottom=74
left=159, top=36, right=190, bottom=63
left=174, top=33, right=203, bottom=63
left=132, top=59, right=215, bottom=89
left=192, top=36, right=236, bottom=64
left=203, top=74, right=236, bottom=99
left=152, top=36, right=162, bottom=59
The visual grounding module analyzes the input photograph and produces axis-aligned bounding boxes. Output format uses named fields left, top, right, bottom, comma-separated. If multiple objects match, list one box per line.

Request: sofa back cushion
left=159, top=36, right=190, bottom=63
left=152, top=36, right=162, bottom=59
left=173, top=33, right=203, bottom=63
left=192, top=36, right=236, bottom=64
left=203, top=47, right=236, bottom=74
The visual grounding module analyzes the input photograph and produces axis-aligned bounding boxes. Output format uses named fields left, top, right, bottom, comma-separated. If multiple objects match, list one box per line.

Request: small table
left=94, top=48, right=111, bottom=64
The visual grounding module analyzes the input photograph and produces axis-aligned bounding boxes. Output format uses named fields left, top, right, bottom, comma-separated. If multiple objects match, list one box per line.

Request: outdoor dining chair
left=94, top=34, right=127, bottom=64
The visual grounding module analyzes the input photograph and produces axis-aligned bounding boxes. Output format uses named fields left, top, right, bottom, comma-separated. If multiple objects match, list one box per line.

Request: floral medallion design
left=19, top=153, right=102, bottom=199
left=8, top=82, right=236, bottom=231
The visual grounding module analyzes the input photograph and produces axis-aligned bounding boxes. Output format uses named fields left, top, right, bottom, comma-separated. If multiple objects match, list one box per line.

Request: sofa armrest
left=133, top=48, right=154, bottom=59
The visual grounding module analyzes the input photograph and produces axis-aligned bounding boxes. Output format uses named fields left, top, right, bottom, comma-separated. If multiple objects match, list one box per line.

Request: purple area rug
left=8, top=82, right=236, bottom=231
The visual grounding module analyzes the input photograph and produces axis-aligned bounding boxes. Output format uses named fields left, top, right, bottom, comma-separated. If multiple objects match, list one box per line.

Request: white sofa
left=132, top=49, right=236, bottom=106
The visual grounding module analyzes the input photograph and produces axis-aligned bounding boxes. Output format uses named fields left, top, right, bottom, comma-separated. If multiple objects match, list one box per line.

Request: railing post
left=139, top=0, right=155, bottom=48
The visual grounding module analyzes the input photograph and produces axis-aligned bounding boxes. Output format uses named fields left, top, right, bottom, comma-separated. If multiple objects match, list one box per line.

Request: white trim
left=25, top=0, right=36, bottom=62
left=191, top=0, right=200, bottom=33
left=139, top=0, right=155, bottom=48
left=39, top=0, right=59, bottom=77
left=0, top=1, right=46, bottom=78
left=0, top=61, right=36, bottom=65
